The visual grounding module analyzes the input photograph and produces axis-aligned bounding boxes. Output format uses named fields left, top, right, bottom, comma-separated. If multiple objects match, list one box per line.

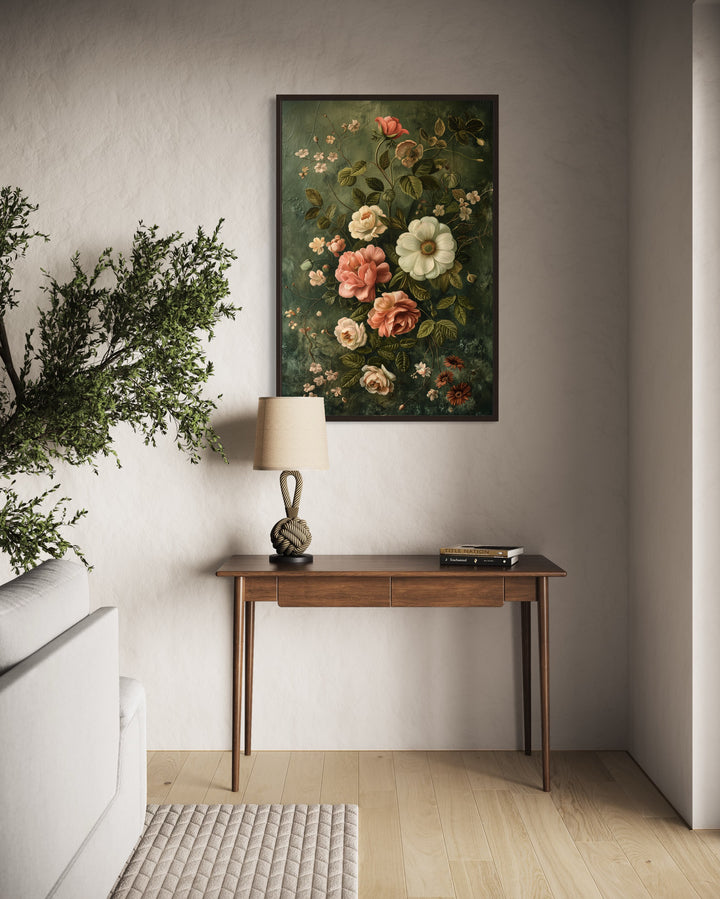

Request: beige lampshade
left=253, top=396, right=329, bottom=471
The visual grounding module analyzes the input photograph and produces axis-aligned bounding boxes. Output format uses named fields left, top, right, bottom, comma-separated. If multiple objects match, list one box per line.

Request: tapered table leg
left=537, top=576, right=550, bottom=791
left=521, top=601, right=532, bottom=755
left=244, top=600, right=255, bottom=756
left=232, top=577, right=245, bottom=792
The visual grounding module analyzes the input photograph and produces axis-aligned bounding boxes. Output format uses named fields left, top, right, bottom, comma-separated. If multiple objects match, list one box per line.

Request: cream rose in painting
left=360, top=364, right=396, bottom=396
left=334, top=316, right=368, bottom=350
left=348, top=205, right=388, bottom=241
left=396, top=216, right=457, bottom=281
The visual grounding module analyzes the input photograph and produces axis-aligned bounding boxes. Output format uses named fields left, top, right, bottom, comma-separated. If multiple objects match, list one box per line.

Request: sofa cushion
left=0, top=559, right=89, bottom=674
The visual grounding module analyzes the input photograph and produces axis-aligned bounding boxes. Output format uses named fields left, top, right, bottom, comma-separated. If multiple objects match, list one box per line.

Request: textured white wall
left=0, top=0, right=629, bottom=752
left=628, top=0, right=693, bottom=822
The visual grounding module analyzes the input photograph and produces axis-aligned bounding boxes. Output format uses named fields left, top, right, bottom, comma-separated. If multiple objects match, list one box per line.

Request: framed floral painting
left=276, top=95, right=498, bottom=420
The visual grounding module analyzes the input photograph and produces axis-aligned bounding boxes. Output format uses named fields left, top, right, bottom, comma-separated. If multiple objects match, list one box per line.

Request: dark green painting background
left=278, top=96, right=497, bottom=420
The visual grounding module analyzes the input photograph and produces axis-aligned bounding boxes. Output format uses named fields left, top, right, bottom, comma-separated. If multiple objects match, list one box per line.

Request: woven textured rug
left=109, top=804, right=358, bottom=899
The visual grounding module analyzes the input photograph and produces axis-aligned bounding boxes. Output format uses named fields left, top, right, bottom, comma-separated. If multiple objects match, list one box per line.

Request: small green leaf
left=398, top=175, right=423, bottom=200
left=420, top=175, right=441, bottom=191
left=350, top=304, right=369, bottom=322
left=340, top=371, right=362, bottom=389
left=366, top=191, right=382, bottom=206
left=465, top=118, right=485, bottom=133
left=408, top=279, right=430, bottom=303
left=350, top=160, right=367, bottom=176
left=352, top=187, right=367, bottom=207
left=338, top=168, right=357, bottom=187
left=305, top=188, right=323, bottom=207
left=434, top=118, right=446, bottom=137
left=317, top=216, right=331, bottom=230
left=434, top=319, right=458, bottom=344
left=366, top=177, right=384, bottom=191
left=340, top=352, right=365, bottom=369
left=437, top=295, right=456, bottom=309
left=456, top=295, right=473, bottom=308
left=377, top=347, right=395, bottom=362
left=395, top=350, right=410, bottom=372
left=399, top=337, right=417, bottom=349
left=454, top=306, right=467, bottom=325
left=304, top=207, right=320, bottom=221
left=417, top=320, right=435, bottom=339
left=378, top=149, right=391, bottom=170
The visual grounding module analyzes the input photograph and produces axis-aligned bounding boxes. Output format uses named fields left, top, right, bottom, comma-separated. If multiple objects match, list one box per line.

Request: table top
left=216, top=554, right=566, bottom=578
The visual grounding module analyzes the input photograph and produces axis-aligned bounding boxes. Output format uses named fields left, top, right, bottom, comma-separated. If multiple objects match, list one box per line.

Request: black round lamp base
left=269, top=553, right=314, bottom=565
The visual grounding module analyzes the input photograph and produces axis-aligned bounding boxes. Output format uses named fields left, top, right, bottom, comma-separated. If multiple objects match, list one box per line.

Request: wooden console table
left=216, top=554, right=566, bottom=792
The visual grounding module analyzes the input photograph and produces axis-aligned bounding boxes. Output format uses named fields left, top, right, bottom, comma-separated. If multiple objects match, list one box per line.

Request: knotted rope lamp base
left=269, top=470, right=314, bottom=564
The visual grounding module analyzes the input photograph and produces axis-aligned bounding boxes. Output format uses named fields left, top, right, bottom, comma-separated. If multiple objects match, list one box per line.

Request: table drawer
left=504, top=577, right=536, bottom=602
left=277, top=576, right=390, bottom=607
left=391, top=577, right=504, bottom=606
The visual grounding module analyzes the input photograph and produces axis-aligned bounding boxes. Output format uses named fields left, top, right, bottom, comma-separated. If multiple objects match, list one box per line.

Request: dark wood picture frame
left=276, top=94, right=498, bottom=421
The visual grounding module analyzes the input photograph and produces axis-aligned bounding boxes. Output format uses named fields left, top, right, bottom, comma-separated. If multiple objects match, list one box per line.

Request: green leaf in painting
left=465, top=118, right=485, bottom=133
left=420, top=175, right=441, bottom=191
left=366, top=177, right=384, bottom=191
left=417, top=320, right=435, bottom=339
left=377, top=347, right=395, bottom=362
left=408, top=279, right=430, bottom=303
left=304, top=207, right=321, bottom=221
left=448, top=115, right=462, bottom=132
left=434, top=117, right=446, bottom=137
left=340, top=352, right=364, bottom=369
left=340, top=371, right=362, bottom=389
left=325, top=203, right=337, bottom=220
left=456, top=294, right=473, bottom=309
left=399, top=337, right=417, bottom=349
left=419, top=128, right=430, bottom=141
left=352, top=187, right=367, bottom=207
left=454, top=305, right=467, bottom=325
left=335, top=213, right=348, bottom=230
left=338, top=167, right=357, bottom=187
left=317, top=216, right=331, bottom=229
left=395, top=350, right=410, bottom=372
left=389, top=269, right=409, bottom=290
left=378, top=149, right=391, bottom=170
left=349, top=304, right=369, bottom=322
left=436, top=295, right=456, bottom=309
left=413, top=159, right=434, bottom=177
left=434, top=319, right=458, bottom=344
left=449, top=270, right=463, bottom=288
left=305, top=188, right=323, bottom=207
left=323, top=289, right=337, bottom=304
left=350, top=160, right=367, bottom=176
left=366, top=191, right=382, bottom=206
left=398, top=175, right=423, bottom=200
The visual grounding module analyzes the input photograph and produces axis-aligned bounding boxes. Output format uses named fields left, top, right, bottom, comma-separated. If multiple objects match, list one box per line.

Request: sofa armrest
left=0, top=607, right=120, bottom=899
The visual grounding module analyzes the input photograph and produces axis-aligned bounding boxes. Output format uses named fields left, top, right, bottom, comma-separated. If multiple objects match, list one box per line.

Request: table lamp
left=253, top=396, right=329, bottom=564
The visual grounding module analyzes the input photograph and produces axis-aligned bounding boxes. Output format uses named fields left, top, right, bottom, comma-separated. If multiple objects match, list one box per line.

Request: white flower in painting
left=360, top=364, right=396, bottom=396
left=309, top=362, right=323, bottom=374
left=334, top=316, right=368, bottom=350
left=314, top=162, right=327, bottom=173
left=433, top=204, right=445, bottom=217
left=348, top=205, right=387, bottom=241
left=395, top=216, right=457, bottom=281
left=466, top=189, right=481, bottom=204
left=295, top=148, right=309, bottom=158
left=309, top=237, right=326, bottom=254
left=413, top=362, right=431, bottom=378
left=309, top=269, right=326, bottom=286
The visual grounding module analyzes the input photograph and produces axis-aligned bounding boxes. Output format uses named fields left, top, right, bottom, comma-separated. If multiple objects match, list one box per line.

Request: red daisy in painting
left=435, top=371, right=454, bottom=387
left=444, top=355, right=465, bottom=370
left=447, top=382, right=472, bottom=406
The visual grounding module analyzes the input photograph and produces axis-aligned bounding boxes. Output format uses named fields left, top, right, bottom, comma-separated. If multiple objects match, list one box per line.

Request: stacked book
left=439, top=544, right=525, bottom=567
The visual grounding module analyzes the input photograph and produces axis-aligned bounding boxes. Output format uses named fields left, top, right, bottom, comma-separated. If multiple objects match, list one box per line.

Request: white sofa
left=0, top=559, right=146, bottom=899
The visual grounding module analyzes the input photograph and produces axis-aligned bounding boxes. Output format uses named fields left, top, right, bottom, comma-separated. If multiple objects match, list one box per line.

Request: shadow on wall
left=211, top=412, right=257, bottom=467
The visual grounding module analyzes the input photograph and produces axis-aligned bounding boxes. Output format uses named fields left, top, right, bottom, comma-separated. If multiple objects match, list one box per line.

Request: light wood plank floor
left=147, top=750, right=720, bottom=898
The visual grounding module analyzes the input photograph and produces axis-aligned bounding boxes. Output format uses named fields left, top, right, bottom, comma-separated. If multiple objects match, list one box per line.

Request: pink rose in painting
left=326, top=234, right=346, bottom=257
left=367, top=291, right=421, bottom=338
left=375, top=115, right=410, bottom=139
left=335, top=245, right=391, bottom=302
